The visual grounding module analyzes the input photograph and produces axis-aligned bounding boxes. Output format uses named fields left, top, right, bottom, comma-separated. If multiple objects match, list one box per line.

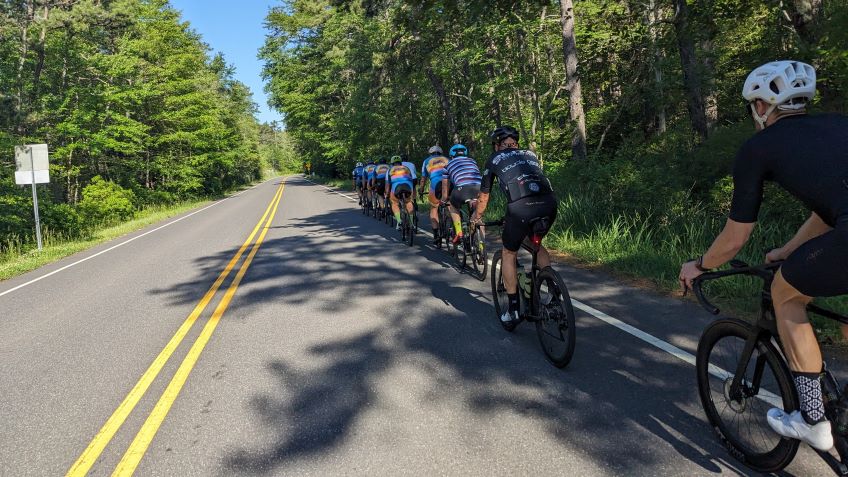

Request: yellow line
left=66, top=182, right=284, bottom=477
left=112, top=180, right=286, bottom=476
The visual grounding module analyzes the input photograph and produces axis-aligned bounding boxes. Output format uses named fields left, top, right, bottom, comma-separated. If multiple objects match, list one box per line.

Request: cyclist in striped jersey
left=441, top=144, right=483, bottom=245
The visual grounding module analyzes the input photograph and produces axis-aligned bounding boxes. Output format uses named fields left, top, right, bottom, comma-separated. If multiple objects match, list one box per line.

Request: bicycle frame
left=694, top=261, right=848, bottom=475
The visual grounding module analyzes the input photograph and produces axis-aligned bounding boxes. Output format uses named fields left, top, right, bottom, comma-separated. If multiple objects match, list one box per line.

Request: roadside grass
left=543, top=189, right=847, bottom=342
left=0, top=175, right=284, bottom=282
left=0, top=200, right=210, bottom=281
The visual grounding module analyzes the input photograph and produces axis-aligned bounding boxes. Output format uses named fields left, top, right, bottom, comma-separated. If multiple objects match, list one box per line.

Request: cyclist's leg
left=427, top=188, right=440, bottom=230
left=768, top=226, right=848, bottom=448
left=389, top=189, right=401, bottom=223
left=448, top=189, right=463, bottom=240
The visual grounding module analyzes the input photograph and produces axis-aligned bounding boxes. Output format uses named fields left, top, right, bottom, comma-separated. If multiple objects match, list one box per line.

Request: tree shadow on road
left=154, top=179, right=768, bottom=476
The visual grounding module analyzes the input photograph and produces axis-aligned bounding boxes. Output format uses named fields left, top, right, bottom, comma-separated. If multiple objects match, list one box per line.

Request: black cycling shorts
left=413, top=178, right=419, bottom=188
left=450, top=185, right=480, bottom=210
left=502, top=194, right=558, bottom=252
left=782, top=222, right=848, bottom=297
left=374, top=179, right=386, bottom=191
left=394, top=183, right=412, bottom=198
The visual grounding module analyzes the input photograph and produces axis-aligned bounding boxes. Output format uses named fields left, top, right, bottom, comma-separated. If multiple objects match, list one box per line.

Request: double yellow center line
left=67, top=180, right=286, bottom=477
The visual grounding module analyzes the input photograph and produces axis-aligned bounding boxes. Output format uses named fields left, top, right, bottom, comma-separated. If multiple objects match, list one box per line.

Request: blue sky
left=169, top=0, right=282, bottom=125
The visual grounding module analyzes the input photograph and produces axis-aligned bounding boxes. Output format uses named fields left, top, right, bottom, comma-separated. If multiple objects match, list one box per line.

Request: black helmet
left=490, top=125, right=519, bottom=145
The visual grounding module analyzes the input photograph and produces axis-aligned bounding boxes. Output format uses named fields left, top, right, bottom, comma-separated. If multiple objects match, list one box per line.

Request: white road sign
left=15, top=144, right=50, bottom=185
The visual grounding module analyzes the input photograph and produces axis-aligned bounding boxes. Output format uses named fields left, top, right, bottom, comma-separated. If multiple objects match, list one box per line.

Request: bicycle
left=488, top=218, right=576, bottom=368
left=452, top=199, right=487, bottom=281
left=396, top=190, right=417, bottom=246
left=692, top=259, right=848, bottom=474
left=436, top=201, right=454, bottom=251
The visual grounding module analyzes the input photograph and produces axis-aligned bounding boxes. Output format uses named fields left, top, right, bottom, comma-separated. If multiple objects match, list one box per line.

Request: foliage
left=79, top=176, right=137, bottom=226
left=0, top=0, right=278, bottom=252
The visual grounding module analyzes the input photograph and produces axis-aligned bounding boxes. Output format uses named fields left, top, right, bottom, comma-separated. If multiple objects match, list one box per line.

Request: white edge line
left=0, top=178, right=279, bottom=299
left=307, top=176, right=785, bottom=407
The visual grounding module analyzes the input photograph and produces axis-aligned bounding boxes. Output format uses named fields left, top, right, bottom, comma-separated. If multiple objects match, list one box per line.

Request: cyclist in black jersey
left=472, top=125, right=558, bottom=325
left=679, top=61, right=848, bottom=451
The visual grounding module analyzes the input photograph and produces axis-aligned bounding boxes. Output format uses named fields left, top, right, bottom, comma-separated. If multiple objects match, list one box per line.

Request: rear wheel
left=533, top=267, right=576, bottom=368
left=470, top=227, right=487, bottom=281
left=490, top=250, right=517, bottom=332
left=696, top=319, right=799, bottom=472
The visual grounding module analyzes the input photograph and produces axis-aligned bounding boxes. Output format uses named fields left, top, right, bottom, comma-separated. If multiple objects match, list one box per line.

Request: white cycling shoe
left=500, top=309, right=519, bottom=324
left=767, top=408, right=833, bottom=451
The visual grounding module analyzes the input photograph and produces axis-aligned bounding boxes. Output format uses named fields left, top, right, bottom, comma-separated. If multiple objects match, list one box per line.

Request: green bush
left=41, top=203, right=86, bottom=240
left=79, top=176, right=137, bottom=226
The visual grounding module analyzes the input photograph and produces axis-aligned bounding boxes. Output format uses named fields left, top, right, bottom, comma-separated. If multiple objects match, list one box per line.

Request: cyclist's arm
left=772, top=212, right=832, bottom=261
left=472, top=192, right=490, bottom=222
left=700, top=218, right=756, bottom=269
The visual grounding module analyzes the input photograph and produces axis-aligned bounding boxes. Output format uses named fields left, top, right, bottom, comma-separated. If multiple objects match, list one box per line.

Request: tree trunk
left=647, top=0, right=666, bottom=133
left=559, top=0, right=588, bottom=161
left=791, top=0, right=823, bottom=45
left=425, top=65, right=456, bottom=146
left=15, top=0, right=35, bottom=134
left=673, top=0, right=708, bottom=141
left=485, top=36, right=502, bottom=125
left=31, top=2, right=49, bottom=103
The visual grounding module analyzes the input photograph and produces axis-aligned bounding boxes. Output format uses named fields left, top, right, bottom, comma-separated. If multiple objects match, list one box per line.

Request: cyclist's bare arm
left=472, top=192, right=490, bottom=222
left=768, top=212, right=833, bottom=262
left=700, top=218, right=756, bottom=269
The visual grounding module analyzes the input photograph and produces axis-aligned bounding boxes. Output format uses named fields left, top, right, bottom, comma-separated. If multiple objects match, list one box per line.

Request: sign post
left=14, top=144, right=50, bottom=251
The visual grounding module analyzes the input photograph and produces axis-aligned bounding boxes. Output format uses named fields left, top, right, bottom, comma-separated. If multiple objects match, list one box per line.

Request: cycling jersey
left=388, top=164, right=414, bottom=195
left=364, top=163, right=377, bottom=181
left=374, top=163, right=390, bottom=182
left=730, top=114, right=848, bottom=226
left=402, top=161, right=418, bottom=180
left=481, top=148, right=553, bottom=203
left=352, top=166, right=364, bottom=181
left=728, top=113, right=848, bottom=297
left=422, top=155, right=449, bottom=192
left=445, top=156, right=482, bottom=188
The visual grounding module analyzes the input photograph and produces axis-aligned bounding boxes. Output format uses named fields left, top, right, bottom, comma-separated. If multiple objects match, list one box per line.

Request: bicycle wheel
left=405, top=212, right=414, bottom=246
left=470, top=227, right=487, bottom=281
left=696, top=319, right=799, bottom=472
left=490, top=250, right=518, bottom=332
left=534, top=267, right=576, bottom=368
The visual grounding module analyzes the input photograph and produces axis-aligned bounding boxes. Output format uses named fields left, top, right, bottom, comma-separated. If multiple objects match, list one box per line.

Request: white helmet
left=743, top=61, right=815, bottom=127
left=428, top=145, right=443, bottom=155
left=355, top=162, right=363, bottom=167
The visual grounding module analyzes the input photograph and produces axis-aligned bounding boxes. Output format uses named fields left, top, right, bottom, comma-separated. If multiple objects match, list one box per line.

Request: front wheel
left=534, top=267, right=576, bottom=368
left=490, top=250, right=517, bottom=332
left=696, top=319, right=799, bottom=472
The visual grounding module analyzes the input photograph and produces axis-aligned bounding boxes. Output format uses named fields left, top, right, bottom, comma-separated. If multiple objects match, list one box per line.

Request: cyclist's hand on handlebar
left=765, top=247, right=786, bottom=263
left=679, top=260, right=704, bottom=294
left=470, top=214, right=482, bottom=225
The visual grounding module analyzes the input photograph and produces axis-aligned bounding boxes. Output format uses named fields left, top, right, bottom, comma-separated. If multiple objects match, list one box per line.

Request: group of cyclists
left=344, top=60, right=848, bottom=463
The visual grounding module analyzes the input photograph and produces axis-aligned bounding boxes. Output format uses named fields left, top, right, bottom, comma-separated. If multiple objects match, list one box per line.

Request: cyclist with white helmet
left=442, top=144, right=482, bottom=245
left=420, top=145, right=450, bottom=244
left=352, top=162, right=365, bottom=205
left=679, top=60, right=848, bottom=451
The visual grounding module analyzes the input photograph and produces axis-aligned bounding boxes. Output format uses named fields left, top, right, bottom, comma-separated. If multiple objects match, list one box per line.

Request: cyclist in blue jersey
left=352, top=162, right=365, bottom=205
left=420, top=145, right=450, bottom=243
left=363, top=160, right=377, bottom=205
left=441, top=144, right=482, bottom=245
left=386, top=156, right=415, bottom=229
left=372, top=158, right=391, bottom=213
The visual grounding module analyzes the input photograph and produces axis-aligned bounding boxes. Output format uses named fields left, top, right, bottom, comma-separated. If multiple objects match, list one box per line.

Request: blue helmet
left=449, top=144, right=468, bottom=158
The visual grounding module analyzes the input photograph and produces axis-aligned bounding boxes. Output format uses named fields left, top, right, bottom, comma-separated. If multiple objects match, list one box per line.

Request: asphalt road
left=0, top=175, right=840, bottom=476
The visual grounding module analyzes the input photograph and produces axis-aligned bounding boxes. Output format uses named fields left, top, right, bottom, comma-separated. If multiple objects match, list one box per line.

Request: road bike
left=692, top=260, right=848, bottom=474
left=452, top=199, right=487, bottom=280
left=488, top=218, right=576, bottom=368
left=396, top=190, right=417, bottom=246
left=436, top=201, right=454, bottom=251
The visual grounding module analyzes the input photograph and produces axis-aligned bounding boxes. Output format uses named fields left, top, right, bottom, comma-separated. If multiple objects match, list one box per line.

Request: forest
left=0, top=0, right=297, bottom=253
left=261, top=0, right=848, bottom=299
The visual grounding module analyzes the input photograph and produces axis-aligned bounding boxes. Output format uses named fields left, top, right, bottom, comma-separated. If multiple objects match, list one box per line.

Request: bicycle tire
left=696, top=318, right=799, bottom=472
left=490, top=250, right=518, bottom=332
left=406, top=211, right=414, bottom=246
left=534, top=267, right=576, bottom=368
left=470, top=228, right=487, bottom=281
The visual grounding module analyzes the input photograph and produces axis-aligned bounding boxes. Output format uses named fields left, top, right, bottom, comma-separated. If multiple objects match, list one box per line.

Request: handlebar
left=691, top=260, right=783, bottom=315
left=482, top=219, right=504, bottom=227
